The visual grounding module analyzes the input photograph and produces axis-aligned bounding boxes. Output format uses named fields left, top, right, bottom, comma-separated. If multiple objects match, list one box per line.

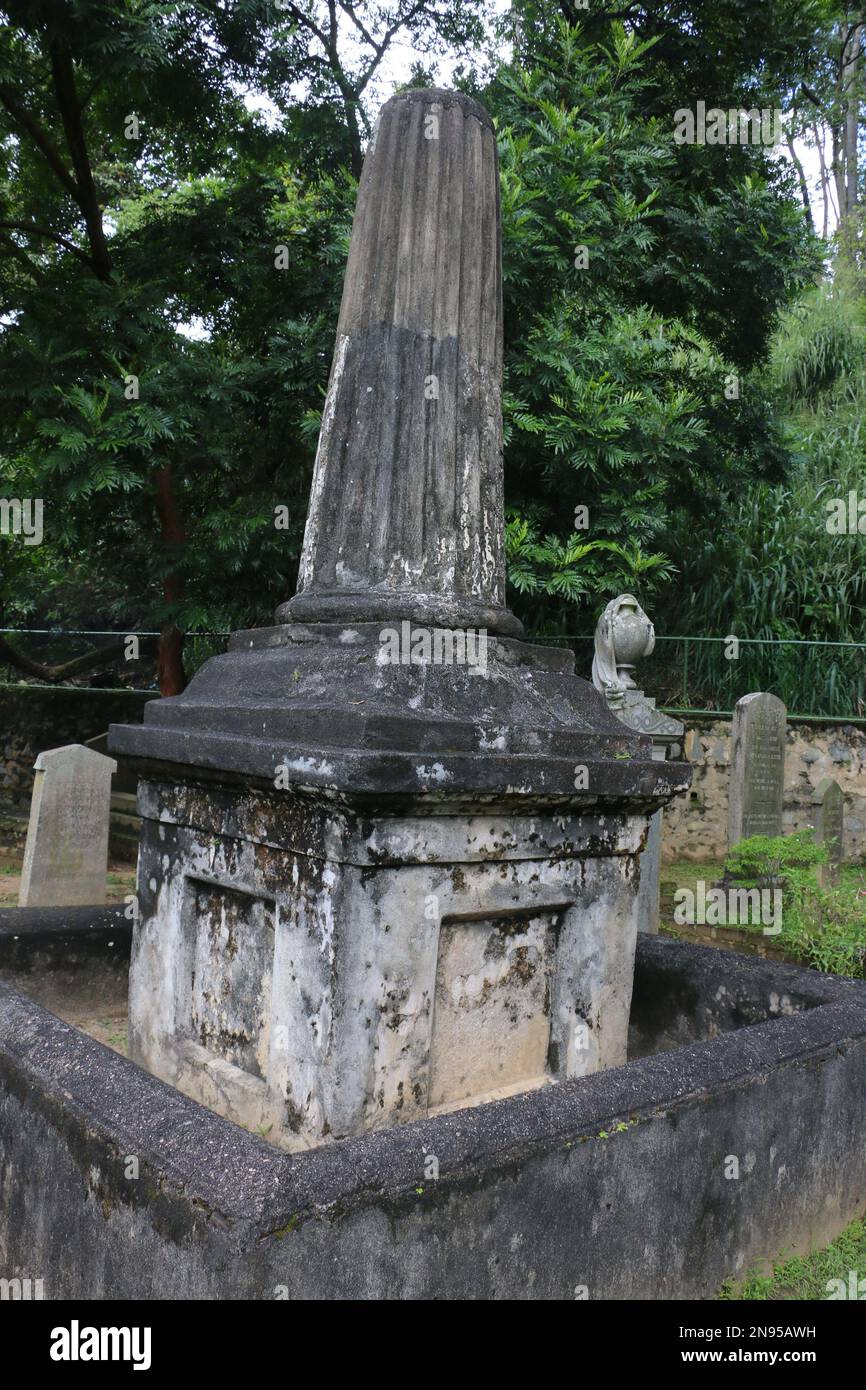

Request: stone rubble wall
left=0, top=687, right=149, bottom=810
left=664, top=718, right=866, bottom=863
left=0, top=687, right=150, bottom=858
left=2, top=691, right=864, bottom=867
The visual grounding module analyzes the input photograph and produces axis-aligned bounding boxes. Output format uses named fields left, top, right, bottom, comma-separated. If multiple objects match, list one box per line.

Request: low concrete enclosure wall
left=1, top=925, right=864, bottom=1300
left=665, top=717, right=866, bottom=861
left=0, top=905, right=130, bottom=1023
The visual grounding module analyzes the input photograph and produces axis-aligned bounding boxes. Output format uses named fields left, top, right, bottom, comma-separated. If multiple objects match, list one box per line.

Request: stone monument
left=110, top=88, right=689, bottom=1151
left=812, top=775, right=844, bottom=886
left=591, top=596, right=685, bottom=933
left=728, top=692, right=786, bottom=848
left=19, top=744, right=117, bottom=907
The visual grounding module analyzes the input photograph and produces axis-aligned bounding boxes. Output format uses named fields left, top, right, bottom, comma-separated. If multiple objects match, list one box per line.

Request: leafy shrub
left=724, top=828, right=827, bottom=889
left=724, top=831, right=866, bottom=978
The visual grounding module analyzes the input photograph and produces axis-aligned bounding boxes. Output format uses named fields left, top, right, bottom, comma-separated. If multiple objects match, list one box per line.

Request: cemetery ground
left=660, top=857, right=866, bottom=979
left=723, top=1214, right=866, bottom=1300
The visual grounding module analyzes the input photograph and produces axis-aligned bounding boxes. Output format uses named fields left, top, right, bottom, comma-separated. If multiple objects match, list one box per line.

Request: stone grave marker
left=18, top=744, right=117, bottom=907
left=728, top=692, right=786, bottom=849
left=812, top=775, right=844, bottom=886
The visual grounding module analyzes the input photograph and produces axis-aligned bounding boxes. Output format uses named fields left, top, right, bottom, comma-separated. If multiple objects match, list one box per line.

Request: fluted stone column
left=277, top=88, right=521, bottom=637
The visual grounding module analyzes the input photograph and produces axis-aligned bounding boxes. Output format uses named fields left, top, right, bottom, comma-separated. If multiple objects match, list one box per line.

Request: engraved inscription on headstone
left=18, top=744, right=117, bottom=907
left=728, top=692, right=786, bottom=848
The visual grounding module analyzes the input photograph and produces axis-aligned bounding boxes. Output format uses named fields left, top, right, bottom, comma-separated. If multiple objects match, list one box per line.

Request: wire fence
left=2, top=628, right=866, bottom=720
left=525, top=633, right=866, bottom=722
left=0, top=628, right=230, bottom=692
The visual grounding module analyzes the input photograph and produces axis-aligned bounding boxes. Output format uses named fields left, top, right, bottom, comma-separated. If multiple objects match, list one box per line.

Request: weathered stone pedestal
left=115, top=621, right=687, bottom=1148
left=110, top=87, right=689, bottom=1151
left=624, top=708, right=683, bottom=936
left=131, top=785, right=646, bottom=1143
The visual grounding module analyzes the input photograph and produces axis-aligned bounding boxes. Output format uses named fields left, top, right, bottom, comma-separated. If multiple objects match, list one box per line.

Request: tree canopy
left=0, top=0, right=848, bottom=703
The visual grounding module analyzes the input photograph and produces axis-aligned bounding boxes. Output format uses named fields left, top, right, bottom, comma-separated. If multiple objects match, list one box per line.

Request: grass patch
left=661, top=841, right=866, bottom=977
left=663, top=860, right=866, bottom=895
left=720, top=1214, right=866, bottom=1299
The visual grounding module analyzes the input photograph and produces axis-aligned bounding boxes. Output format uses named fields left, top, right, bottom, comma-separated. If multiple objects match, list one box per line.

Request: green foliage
left=0, top=2, right=358, bottom=644
left=671, top=283, right=866, bottom=715
left=487, top=21, right=819, bottom=633
left=724, top=830, right=866, bottom=978
left=505, top=514, right=675, bottom=615
left=774, top=282, right=866, bottom=405
left=786, top=879, right=866, bottom=978
left=719, top=1212, right=866, bottom=1300
left=0, top=5, right=825, bottom=675
left=725, top=828, right=827, bottom=887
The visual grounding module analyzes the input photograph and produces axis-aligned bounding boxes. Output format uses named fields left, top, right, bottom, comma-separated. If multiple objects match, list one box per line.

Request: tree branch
left=278, top=1, right=332, bottom=51
left=0, top=82, right=81, bottom=202
left=0, top=231, right=44, bottom=283
left=0, top=635, right=155, bottom=685
left=0, top=219, right=98, bottom=270
left=48, top=40, right=113, bottom=281
left=337, top=0, right=378, bottom=51
left=799, top=82, right=825, bottom=111
left=356, top=1, right=430, bottom=96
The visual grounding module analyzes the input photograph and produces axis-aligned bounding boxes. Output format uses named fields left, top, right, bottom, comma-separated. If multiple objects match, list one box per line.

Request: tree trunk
left=835, top=20, right=863, bottom=267
left=813, top=120, right=832, bottom=238
left=155, top=624, right=186, bottom=697
left=787, top=137, right=814, bottom=230
left=154, top=464, right=187, bottom=695
left=844, top=25, right=861, bottom=242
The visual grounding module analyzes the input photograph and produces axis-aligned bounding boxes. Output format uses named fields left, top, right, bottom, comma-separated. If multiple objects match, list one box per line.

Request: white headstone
left=18, top=744, right=117, bottom=907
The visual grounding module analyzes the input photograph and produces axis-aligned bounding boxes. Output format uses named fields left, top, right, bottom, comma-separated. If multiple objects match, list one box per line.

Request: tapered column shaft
left=278, top=88, right=521, bottom=636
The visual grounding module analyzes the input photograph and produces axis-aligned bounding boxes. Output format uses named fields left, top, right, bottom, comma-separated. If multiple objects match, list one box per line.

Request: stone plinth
left=129, top=775, right=661, bottom=1147
left=115, top=622, right=688, bottom=1148
left=616, top=692, right=684, bottom=935
left=110, top=88, right=690, bottom=1151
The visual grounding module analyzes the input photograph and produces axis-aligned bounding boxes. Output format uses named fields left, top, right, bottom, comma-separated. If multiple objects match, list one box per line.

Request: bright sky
left=210, top=12, right=837, bottom=342
left=243, top=7, right=837, bottom=238
left=787, top=129, right=838, bottom=234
